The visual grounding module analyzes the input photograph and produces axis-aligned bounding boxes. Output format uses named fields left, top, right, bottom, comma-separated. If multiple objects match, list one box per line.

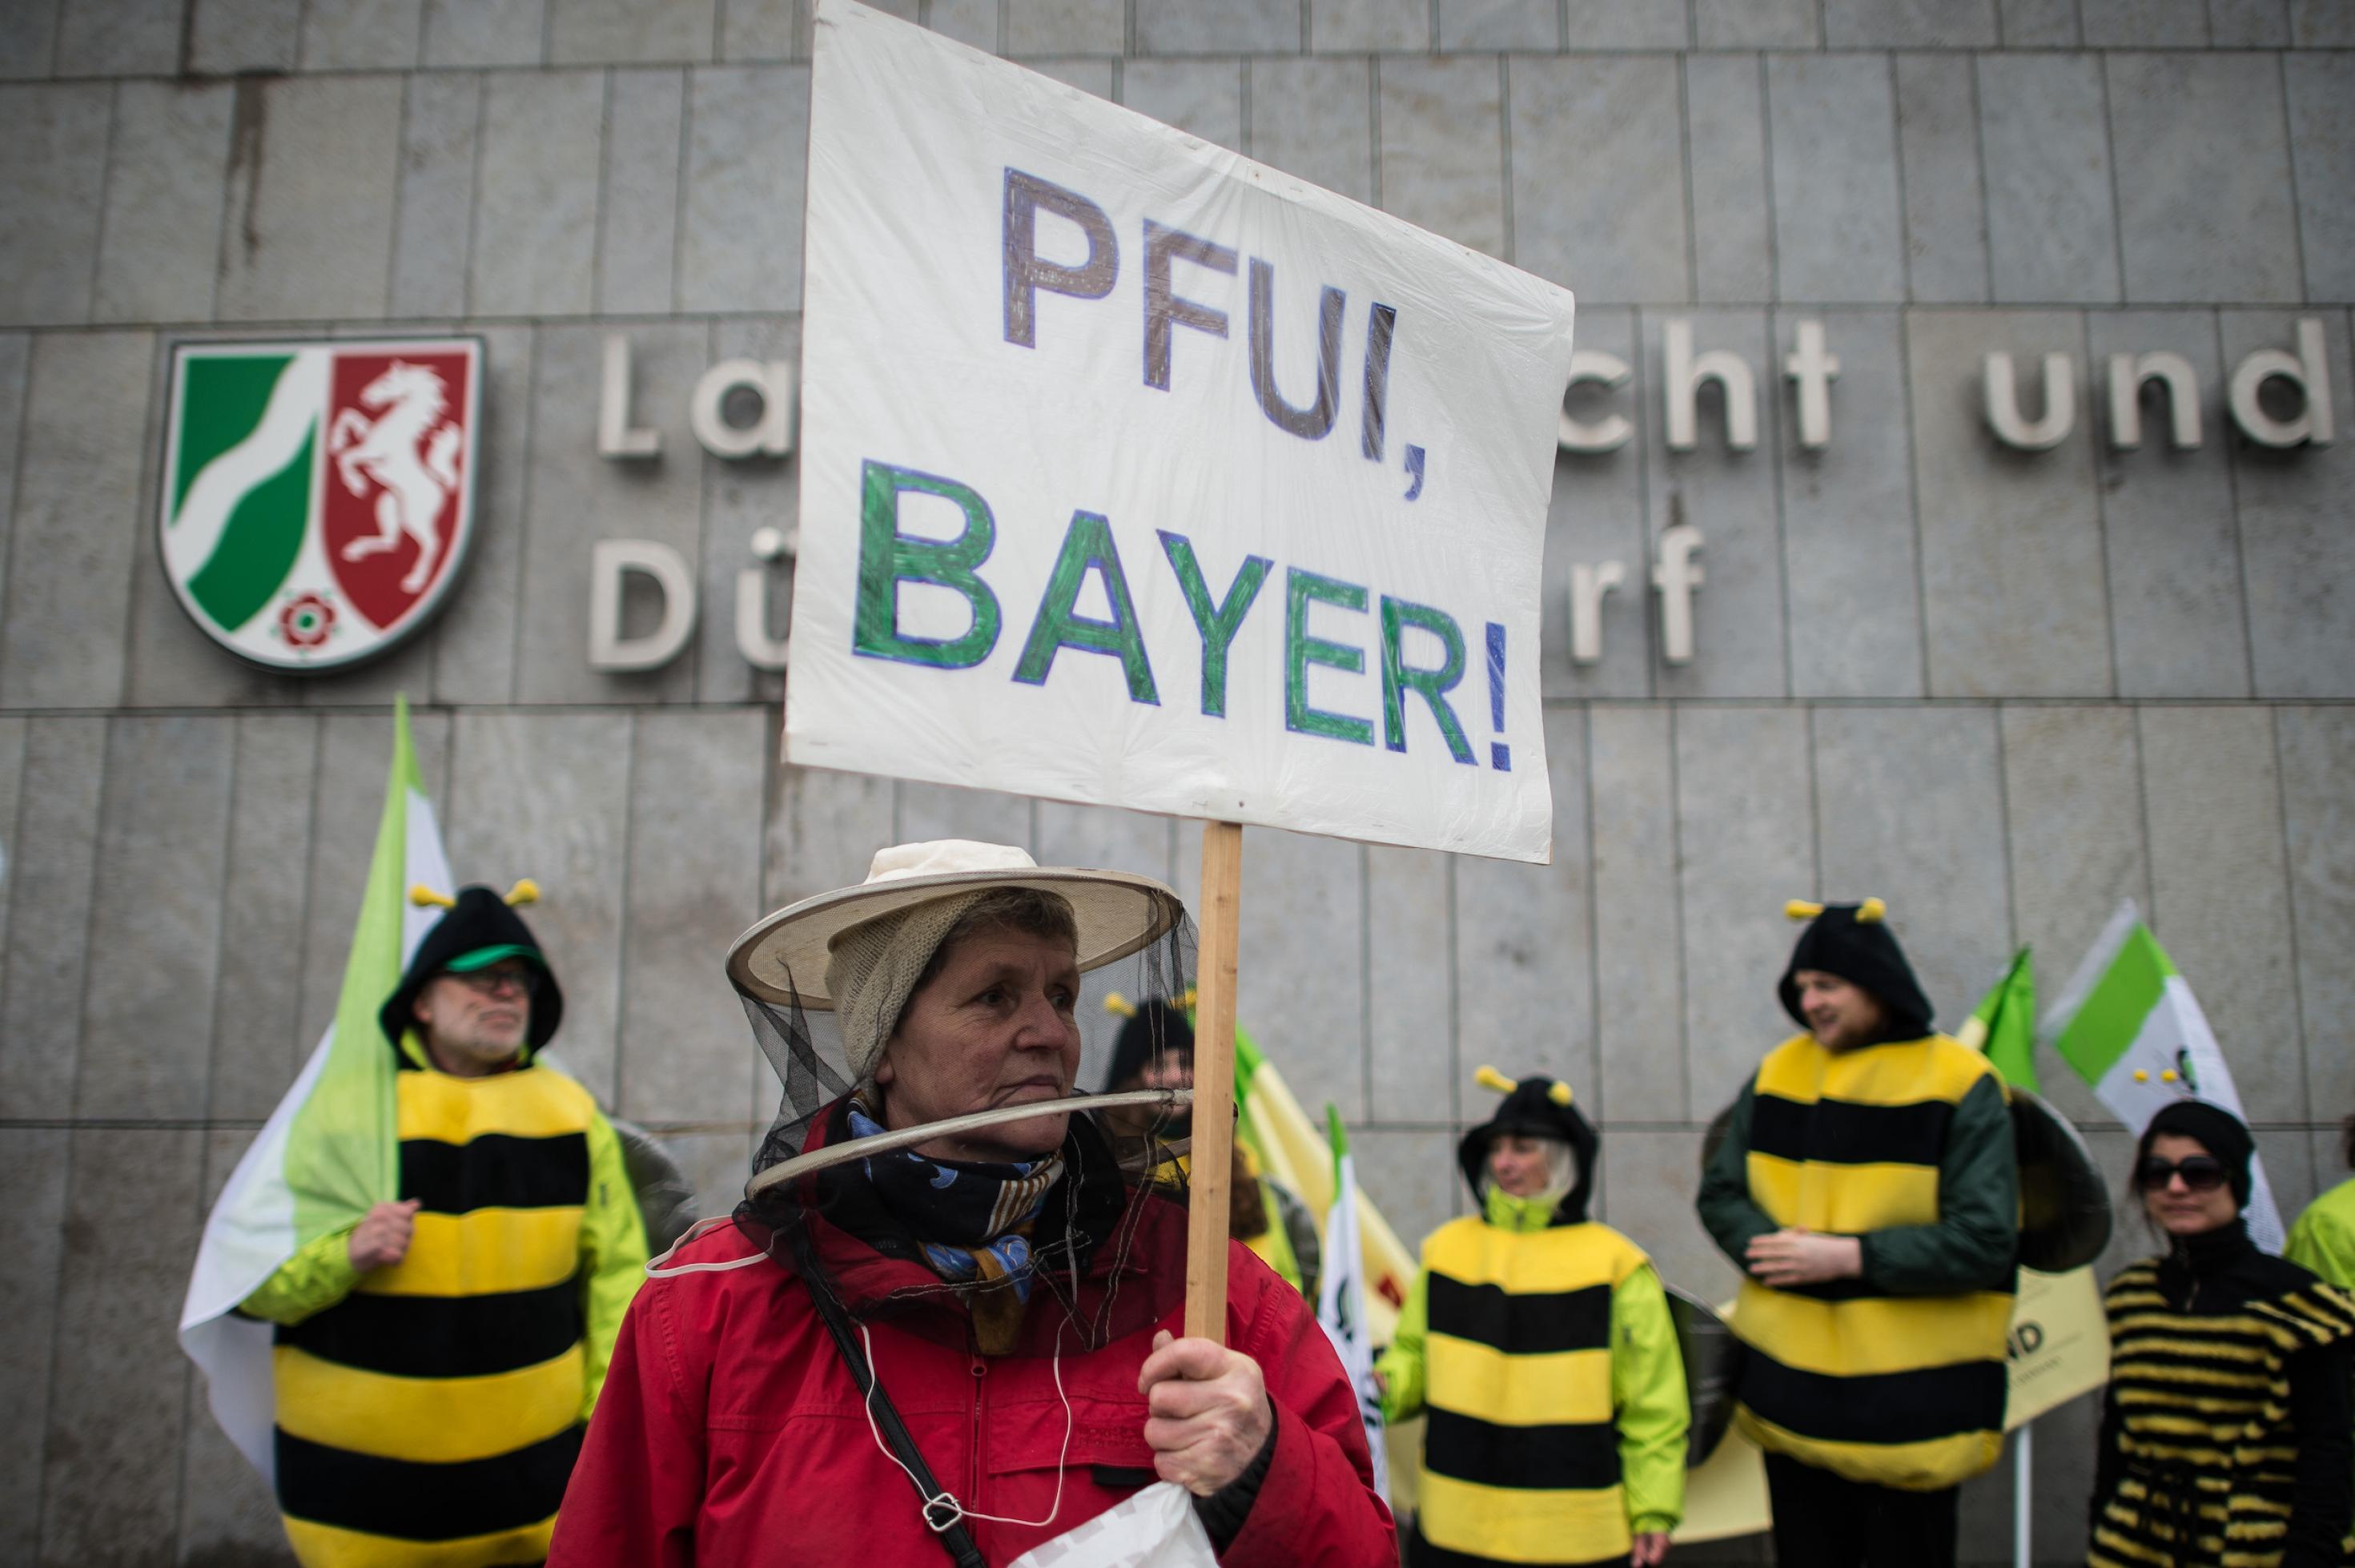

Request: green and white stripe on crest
left=164, top=348, right=331, bottom=649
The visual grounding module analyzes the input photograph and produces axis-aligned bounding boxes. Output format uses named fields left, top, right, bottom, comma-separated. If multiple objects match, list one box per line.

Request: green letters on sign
left=1013, top=511, right=1159, bottom=704
left=853, top=460, right=1003, bottom=669
left=1159, top=530, right=1269, bottom=718
left=1284, top=568, right=1374, bottom=746
left=1379, top=596, right=1473, bottom=763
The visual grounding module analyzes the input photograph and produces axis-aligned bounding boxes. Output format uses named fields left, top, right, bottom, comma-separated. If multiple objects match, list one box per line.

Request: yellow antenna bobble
left=1103, top=992, right=1138, bottom=1019
left=2160, top=1069, right=2177, bottom=1083
left=410, top=885, right=456, bottom=909
left=504, top=878, right=540, bottom=907
left=1181, top=986, right=1200, bottom=1011
left=1475, top=1064, right=1518, bottom=1095
left=1786, top=899, right=1825, bottom=920
left=1856, top=897, right=1887, bottom=923
left=1548, top=1081, right=1573, bottom=1107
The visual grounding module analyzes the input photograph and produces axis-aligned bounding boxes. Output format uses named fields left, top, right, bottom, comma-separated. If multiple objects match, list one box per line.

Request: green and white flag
left=2040, top=900, right=2285, bottom=1252
left=1958, top=946, right=2038, bottom=1092
left=1316, top=1107, right=1388, bottom=1503
left=179, top=696, right=452, bottom=1477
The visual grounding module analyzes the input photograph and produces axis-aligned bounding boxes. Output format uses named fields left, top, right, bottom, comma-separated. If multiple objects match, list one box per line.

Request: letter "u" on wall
left=1984, top=352, right=2075, bottom=449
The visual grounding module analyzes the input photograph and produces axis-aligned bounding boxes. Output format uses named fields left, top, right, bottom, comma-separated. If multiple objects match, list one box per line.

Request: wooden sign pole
left=1183, top=820, right=1244, bottom=1343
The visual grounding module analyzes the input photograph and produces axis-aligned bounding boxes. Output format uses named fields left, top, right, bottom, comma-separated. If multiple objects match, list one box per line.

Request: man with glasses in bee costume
left=1697, top=899, right=2017, bottom=1568
left=238, top=883, right=649, bottom=1566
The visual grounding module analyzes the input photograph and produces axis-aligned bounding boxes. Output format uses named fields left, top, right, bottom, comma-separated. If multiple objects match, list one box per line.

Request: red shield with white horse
left=322, top=351, right=476, bottom=633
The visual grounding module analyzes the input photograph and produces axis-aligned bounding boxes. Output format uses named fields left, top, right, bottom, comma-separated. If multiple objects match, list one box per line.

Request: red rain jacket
left=547, top=1136, right=1395, bottom=1566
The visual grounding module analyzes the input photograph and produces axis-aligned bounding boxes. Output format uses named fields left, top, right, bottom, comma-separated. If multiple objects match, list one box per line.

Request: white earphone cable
left=859, top=1318, right=1071, bottom=1535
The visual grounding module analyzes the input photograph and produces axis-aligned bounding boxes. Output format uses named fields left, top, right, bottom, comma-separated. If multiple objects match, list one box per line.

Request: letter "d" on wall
left=589, top=540, right=697, bottom=671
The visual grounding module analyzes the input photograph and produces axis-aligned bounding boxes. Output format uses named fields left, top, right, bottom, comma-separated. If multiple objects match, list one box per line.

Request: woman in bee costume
left=1377, top=1068, right=1688, bottom=1567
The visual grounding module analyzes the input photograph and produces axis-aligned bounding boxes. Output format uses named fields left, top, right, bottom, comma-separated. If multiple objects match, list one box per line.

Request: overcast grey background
left=2, top=0, right=2352, bottom=1561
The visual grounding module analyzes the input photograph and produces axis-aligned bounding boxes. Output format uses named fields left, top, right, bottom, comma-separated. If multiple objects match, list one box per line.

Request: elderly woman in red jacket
left=549, top=841, right=1395, bottom=1566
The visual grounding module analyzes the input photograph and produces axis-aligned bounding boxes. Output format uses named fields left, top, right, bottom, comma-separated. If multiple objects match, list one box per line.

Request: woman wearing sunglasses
left=2088, top=1101, right=2355, bottom=1568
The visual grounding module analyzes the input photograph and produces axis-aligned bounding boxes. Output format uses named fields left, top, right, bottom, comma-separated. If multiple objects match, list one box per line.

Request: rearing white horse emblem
left=330, top=360, right=464, bottom=595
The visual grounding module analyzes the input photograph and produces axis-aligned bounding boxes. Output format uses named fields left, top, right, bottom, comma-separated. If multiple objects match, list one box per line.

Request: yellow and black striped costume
left=2091, top=1232, right=2355, bottom=1568
left=246, top=1052, right=646, bottom=1566
left=1718, top=1033, right=2016, bottom=1491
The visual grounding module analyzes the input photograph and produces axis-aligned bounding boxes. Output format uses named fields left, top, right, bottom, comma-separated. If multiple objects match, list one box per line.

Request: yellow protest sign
left=2005, top=1264, right=2109, bottom=1428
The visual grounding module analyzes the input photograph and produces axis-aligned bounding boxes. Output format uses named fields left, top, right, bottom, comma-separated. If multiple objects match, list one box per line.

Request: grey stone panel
left=1456, top=708, right=1592, bottom=1102
left=763, top=759, right=895, bottom=909
left=388, top=73, right=482, bottom=320
left=37, top=1129, right=203, bottom=1566
left=1894, top=53, right=1988, bottom=305
left=1366, top=845, right=1453, bottom=1124
left=424, top=0, right=546, bottom=64
left=1, top=332, right=150, bottom=710
left=302, top=0, right=426, bottom=67
left=294, top=710, right=452, bottom=1054
left=898, top=778, right=1035, bottom=846
left=1542, top=309, right=1652, bottom=701
left=1605, top=1128, right=1742, bottom=1302
left=0, top=719, right=20, bottom=971
left=470, top=70, right=604, bottom=318
left=0, top=2, right=58, bottom=79
left=2108, top=54, right=2301, bottom=305
left=1021, top=56, right=1115, bottom=98
left=1237, top=822, right=1367, bottom=1117
left=1122, top=59, right=1243, bottom=150
left=679, top=66, right=810, bottom=313
left=54, top=0, right=182, bottom=74
left=1589, top=706, right=1684, bottom=1122
left=1314, top=0, right=1425, bottom=50
left=1674, top=705, right=1814, bottom=1108
left=515, top=323, right=705, bottom=705
left=2086, top=311, right=2248, bottom=698
left=1697, top=0, right=1817, bottom=45
left=2080, top=0, right=2205, bottom=43
left=659, top=1128, right=762, bottom=1232
left=1996, top=0, right=2078, bottom=44
left=1249, top=57, right=1372, bottom=206
left=2278, top=709, right=2355, bottom=1125
left=695, top=316, right=796, bottom=706
left=1509, top=55, right=1686, bottom=304
left=0, top=720, right=103, bottom=1120
left=1999, top=705, right=2147, bottom=1130
left=1380, top=56, right=1505, bottom=262
left=0, top=333, right=24, bottom=609
left=550, top=0, right=717, bottom=62
left=210, top=715, right=321, bottom=1121
left=1766, top=54, right=1906, bottom=305
left=930, top=0, right=1001, bottom=50
left=0, top=85, right=109, bottom=327
left=621, top=709, right=766, bottom=1123
left=191, top=0, right=302, bottom=72
left=1779, top=310, right=1923, bottom=698
left=77, top=717, right=235, bottom=1120
left=721, top=0, right=799, bottom=58
left=1977, top=54, right=2119, bottom=304
left=1007, top=0, right=1125, bottom=54
left=1812, top=706, right=2009, bottom=1035
left=1137, top=0, right=1298, bottom=52
left=95, top=83, right=231, bottom=328
left=2291, top=0, right=2355, bottom=42
left=600, top=70, right=687, bottom=315
left=217, top=75, right=404, bottom=323
left=1687, top=55, right=1770, bottom=306
left=1350, top=1128, right=1461, bottom=1252
left=446, top=711, right=632, bottom=1103
left=2259, top=1127, right=2319, bottom=1237
left=1642, top=309, right=1786, bottom=698
left=179, top=1136, right=293, bottom=1566
left=0, top=1129, right=67, bottom=1565
left=2227, top=309, right=2354, bottom=697
left=1441, top=0, right=1556, bottom=49
left=2209, top=0, right=2289, bottom=42
left=2285, top=55, right=2355, bottom=305
left=2140, top=706, right=2302, bottom=1123
left=1574, top=0, right=1693, bottom=46
left=1823, top=0, right=1999, bottom=44
left=1907, top=309, right=2112, bottom=697
left=427, top=323, right=531, bottom=705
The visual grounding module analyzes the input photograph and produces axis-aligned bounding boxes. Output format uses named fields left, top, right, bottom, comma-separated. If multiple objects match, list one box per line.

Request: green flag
left=1958, top=945, right=2037, bottom=1092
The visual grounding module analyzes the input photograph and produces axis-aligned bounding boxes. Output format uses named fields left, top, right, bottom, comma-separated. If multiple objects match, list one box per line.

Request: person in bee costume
left=1377, top=1067, right=1689, bottom=1567
left=238, top=882, right=649, bottom=1566
left=1697, top=899, right=2016, bottom=1568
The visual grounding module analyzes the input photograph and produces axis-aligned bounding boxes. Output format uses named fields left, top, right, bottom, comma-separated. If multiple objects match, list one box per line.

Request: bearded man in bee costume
left=238, top=883, right=649, bottom=1566
left=1697, top=899, right=2016, bottom=1568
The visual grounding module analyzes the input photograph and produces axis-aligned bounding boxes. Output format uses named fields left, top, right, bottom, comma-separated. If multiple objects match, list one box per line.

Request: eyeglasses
left=2137, top=1156, right=2228, bottom=1192
left=448, top=964, right=540, bottom=998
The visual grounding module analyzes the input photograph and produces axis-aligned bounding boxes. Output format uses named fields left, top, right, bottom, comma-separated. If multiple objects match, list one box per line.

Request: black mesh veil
left=728, top=910, right=1201, bottom=1356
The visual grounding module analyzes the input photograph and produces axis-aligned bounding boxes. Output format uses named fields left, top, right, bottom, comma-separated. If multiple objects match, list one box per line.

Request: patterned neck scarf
left=846, top=1096, right=1066, bottom=1353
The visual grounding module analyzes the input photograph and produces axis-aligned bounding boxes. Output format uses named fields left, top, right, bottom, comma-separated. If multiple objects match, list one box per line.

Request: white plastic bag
left=1005, top=1482, right=1218, bottom=1568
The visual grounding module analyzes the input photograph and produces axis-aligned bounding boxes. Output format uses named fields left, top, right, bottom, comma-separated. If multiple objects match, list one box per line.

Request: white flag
left=1316, top=1112, right=1388, bottom=1500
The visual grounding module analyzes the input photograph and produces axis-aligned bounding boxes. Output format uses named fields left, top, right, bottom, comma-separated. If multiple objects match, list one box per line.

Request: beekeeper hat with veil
left=717, top=839, right=1200, bottom=1357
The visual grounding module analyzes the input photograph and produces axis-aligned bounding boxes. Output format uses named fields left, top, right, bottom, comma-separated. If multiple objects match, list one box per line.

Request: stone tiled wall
left=2, top=0, right=2351, bottom=1562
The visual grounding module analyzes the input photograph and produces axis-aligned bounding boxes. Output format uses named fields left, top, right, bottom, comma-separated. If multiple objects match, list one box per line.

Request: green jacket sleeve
left=1857, top=1073, right=2018, bottom=1294
left=1376, top=1266, right=1429, bottom=1425
left=1695, top=1084, right=1776, bottom=1268
left=579, top=1112, right=651, bottom=1420
left=2286, top=1188, right=2355, bottom=1291
left=240, top=1227, right=363, bottom=1326
left=1611, top=1263, right=1689, bottom=1536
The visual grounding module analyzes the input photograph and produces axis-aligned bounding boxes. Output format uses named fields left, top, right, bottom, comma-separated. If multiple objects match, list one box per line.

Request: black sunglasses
left=2138, top=1156, right=2228, bottom=1192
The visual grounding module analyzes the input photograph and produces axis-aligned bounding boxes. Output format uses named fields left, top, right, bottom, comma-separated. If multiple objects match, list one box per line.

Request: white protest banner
left=788, top=0, right=1577, bottom=863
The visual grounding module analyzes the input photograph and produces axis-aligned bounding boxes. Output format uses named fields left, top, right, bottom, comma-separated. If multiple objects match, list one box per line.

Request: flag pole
left=2014, top=1421, right=2032, bottom=1568
left=1184, top=821, right=1244, bottom=1342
